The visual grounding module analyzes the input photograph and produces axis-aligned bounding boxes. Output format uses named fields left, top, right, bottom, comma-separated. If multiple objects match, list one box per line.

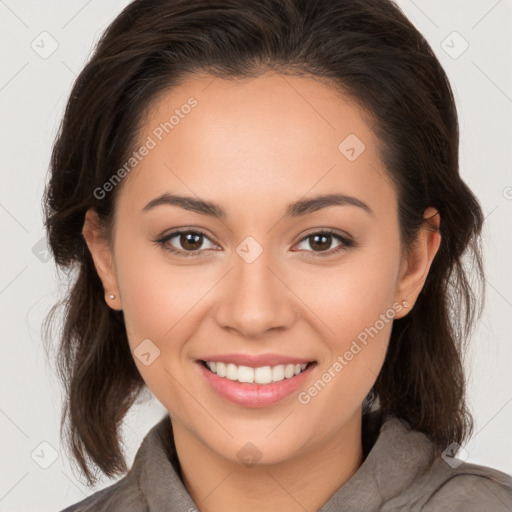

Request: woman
left=43, top=0, right=512, bottom=510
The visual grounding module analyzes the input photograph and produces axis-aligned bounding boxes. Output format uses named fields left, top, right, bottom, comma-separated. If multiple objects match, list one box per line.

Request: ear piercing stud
left=402, top=300, right=409, bottom=308
left=108, top=294, right=116, bottom=300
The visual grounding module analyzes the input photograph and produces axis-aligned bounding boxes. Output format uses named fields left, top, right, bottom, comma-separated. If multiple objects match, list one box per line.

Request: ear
left=394, top=207, right=441, bottom=319
left=82, top=208, right=122, bottom=311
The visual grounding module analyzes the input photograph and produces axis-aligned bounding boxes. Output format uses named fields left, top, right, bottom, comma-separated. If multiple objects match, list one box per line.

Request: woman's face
left=86, top=72, right=435, bottom=465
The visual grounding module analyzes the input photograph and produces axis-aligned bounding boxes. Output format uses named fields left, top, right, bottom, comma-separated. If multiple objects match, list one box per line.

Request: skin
left=82, top=71, right=441, bottom=512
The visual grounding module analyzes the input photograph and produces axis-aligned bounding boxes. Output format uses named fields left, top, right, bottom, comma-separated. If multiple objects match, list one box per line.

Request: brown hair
left=43, top=0, right=484, bottom=486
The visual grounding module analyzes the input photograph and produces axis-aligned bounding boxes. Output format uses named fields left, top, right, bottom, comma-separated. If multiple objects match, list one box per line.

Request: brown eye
left=156, top=229, right=218, bottom=257
left=179, top=232, right=203, bottom=251
left=308, top=233, right=334, bottom=251
left=294, top=230, right=354, bottom=256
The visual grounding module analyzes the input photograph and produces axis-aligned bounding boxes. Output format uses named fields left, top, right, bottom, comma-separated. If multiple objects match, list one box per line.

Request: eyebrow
left=142, top=192, right=374, bottom=218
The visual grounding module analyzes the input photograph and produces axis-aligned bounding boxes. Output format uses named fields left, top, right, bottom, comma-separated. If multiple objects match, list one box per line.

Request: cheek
left=114, top=231, right=208, bottom=338
left=113, top=244, right=205, bottom=413
left=294, top=242, right=400, bottom=406
left=113, top=236, right=221, bottom=387
left=297, top=242, right=400, bottom=342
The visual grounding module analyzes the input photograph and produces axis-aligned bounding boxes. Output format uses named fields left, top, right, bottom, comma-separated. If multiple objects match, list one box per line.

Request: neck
left=172, top=411, right=364, bottom=512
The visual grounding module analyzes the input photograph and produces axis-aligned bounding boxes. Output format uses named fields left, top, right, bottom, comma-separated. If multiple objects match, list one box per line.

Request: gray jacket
left=60, top=411, right=512, bottom=511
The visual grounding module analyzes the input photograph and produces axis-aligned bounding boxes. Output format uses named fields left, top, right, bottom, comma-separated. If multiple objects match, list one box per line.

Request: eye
left=154, top=227, right=354, bottom=258
left=154, top=229, right=219, bottom=257
left=293, top=229, right=354, bottom=256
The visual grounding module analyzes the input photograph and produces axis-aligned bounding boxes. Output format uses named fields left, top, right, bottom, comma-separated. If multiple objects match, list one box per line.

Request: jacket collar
left=131, top=410, right=434, bottom=511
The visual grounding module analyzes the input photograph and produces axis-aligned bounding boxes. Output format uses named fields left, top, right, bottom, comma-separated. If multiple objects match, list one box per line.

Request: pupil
left=181, top=233, right=202, bottom=250
left=311, top=234, right=331, bottom=251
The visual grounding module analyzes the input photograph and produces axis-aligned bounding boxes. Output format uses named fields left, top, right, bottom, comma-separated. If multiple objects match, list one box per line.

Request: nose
left=213, top=248, right=297, bottom=339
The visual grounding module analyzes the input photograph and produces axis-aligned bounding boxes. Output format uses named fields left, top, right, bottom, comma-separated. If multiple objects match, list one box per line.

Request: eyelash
left=154, top=228, right=355, bottom=258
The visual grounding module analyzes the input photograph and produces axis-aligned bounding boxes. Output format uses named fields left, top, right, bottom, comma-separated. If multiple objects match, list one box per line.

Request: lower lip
left=197, top=361, right=316, bottom=408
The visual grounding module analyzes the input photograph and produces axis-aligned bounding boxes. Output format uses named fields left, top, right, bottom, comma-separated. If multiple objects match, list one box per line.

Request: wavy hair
left=42, top=0, right=484, bottom=486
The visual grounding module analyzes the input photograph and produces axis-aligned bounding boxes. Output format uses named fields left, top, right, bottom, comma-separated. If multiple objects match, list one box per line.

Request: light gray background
left=1, top=1, right=511, bottom=510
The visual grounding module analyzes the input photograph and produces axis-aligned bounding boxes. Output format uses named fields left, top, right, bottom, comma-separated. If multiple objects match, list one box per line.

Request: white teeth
left=226, top=363, right=238, bottom=380
left=272, top=365, right=285, bottom=382
left=254, top=366, right=273, bottom=384
left=216, top=362, right=226, bottom=377
left=284, top=364, right=295, bottom=378
left=205, top=361, right=310, bottom=384
left=237, top=365, right=254, bottom=383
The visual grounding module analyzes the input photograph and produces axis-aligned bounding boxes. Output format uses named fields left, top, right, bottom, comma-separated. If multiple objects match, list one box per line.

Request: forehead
left=117, top=71, right=395, bottom=217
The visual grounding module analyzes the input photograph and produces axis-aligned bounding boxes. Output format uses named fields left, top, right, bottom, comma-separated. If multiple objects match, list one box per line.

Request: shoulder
left=382, top=453, right=512, bottom=512
left=371, top=415, right=512, bottom=511
left=418, top=459, right=512, bottom=512
left=58, top=413, right=190, bottom=512
left=381, top=457, right=512, bottom=511
left=59, top=473, right=146, bottom=512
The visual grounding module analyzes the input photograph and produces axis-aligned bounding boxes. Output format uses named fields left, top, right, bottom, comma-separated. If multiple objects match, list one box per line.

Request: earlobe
left=82, top=209, right=122, bottom=310
left=394, top=207, right=441, bottom=318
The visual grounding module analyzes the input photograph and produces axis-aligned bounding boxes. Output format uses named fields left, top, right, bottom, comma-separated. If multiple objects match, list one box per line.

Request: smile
left=203, top=361, right=310, bottom=384
left=197, top=358, right=317, bottom=408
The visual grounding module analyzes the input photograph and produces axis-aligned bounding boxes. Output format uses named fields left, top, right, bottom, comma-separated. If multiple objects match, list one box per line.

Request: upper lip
left=199, top=353, right=316, bottom=368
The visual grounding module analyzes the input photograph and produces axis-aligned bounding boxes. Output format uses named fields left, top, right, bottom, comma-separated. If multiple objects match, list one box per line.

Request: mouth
left=196, top=356, right=317, bottom=408
left=200, top=360, right=314, bottom=384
